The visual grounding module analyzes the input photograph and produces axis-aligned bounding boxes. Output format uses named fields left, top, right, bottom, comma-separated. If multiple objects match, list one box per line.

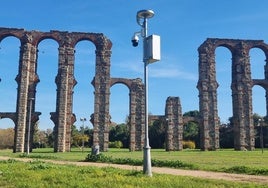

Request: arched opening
left=110, top=83, right=129, bottom=148
left=35, top=39, right=58, bottom=131
left=0, top=118, right=15, bottom=149
left=250, top=48, right=266, bottom=116
left=0, top=36, right=20, bottom=128
left=215, top=46, right=232, bottom=124
left=252, top=85, right=267, bottom=149
left=183, top=111, right=200, bottom=149
left=250, top=47, right=267, bottom=149
left=110, top=83, right=129, bottom=124
left=73, top=41, right=95, bottom=148
left=215, top=46, right=233, bottom=148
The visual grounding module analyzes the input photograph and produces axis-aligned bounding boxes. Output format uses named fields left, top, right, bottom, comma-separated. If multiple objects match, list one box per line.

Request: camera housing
left=131, top=34, right=139, bottom=47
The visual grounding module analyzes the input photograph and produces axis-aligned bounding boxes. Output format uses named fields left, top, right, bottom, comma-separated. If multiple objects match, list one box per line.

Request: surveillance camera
left=131, top=34, right=139, bottom=47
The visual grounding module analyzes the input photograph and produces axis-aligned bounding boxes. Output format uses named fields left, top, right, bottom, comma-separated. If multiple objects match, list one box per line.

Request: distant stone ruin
left=198, top=38, right=268, bottom=151
left=0, top=27, right=184, bottom=153
left=0, top=27, right=265, bottom=152
left=0, top=27, right=112, bottom=152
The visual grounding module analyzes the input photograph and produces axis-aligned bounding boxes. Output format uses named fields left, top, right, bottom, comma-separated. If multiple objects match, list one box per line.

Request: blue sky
left=0, top=0, right=268, bottom=130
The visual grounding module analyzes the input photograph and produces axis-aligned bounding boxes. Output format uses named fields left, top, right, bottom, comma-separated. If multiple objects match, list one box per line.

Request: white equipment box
left=144, top=34, right=161, bottom=63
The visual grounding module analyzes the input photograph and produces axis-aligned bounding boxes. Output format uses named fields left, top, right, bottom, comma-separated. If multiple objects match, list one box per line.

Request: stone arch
left=197, top=38, right=268, bottom=151
left=215, top=46, right=233, bottom=124
left=0, top=27, right=112, bottom=153
left=110, top=78, right=145, bottom=151
left=34, top=39, right=59, bottom=144
left=250, top=46, right=268, bottom=117
left=0, top=35, right=20, bottom=119
left=110, top=78, right=132, bottom=89
left=72, top=40, right=95, bottom=131
left=0, top=113, right=17, bottom=125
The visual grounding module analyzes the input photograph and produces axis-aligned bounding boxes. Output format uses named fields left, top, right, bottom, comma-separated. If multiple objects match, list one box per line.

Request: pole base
left=143, top=146, right=152, bottom=177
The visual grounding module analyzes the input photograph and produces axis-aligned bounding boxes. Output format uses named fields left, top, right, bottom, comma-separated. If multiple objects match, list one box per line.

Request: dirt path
left=1, top=156, right=268, bottom=184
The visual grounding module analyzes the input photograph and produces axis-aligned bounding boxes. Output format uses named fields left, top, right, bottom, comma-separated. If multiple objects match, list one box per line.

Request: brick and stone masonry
left=1, top=27, right=267, bottom=152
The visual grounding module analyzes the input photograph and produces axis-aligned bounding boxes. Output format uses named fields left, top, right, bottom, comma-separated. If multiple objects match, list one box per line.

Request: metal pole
left=27, top=98, right=34, bottom=155
left=134, top=9, right=156, bottom=177
left=261, top=121, right=264, bottom=154
left=142, top=17, right=152, bottom=177
left=80, top=118, right=86, bottom=153
left=82, top=120, right=84, bottom=153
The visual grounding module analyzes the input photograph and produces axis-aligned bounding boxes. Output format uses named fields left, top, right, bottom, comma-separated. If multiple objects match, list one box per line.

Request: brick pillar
left=92, top=46, right=112, bottom=152
left=232, top=46, right=254, bottom=150
left=24, top=42, right=39, bottom=152
left=165, top=97, right=183, bottom=151
left=265, top=62, right=268, bottom=117
left=197, top=40, right=219, bottom=151
left=129, top=78, right=144, bottom=151
left=129, top=83, right=136, bottom=151
left=65, top=46, right=76, bottom=151
left=14, top=41, right=33, bottom=152
left=54, top=45, right=75, bottom=152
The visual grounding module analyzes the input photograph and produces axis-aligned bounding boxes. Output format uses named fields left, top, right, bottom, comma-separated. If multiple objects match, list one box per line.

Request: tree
left=149, top=119, right=165, bottom=149
left=219, top=113, right=267, bottom=149
left=46, top=129, right=54, bottom=147
left=219, top=122, right=234, bottom=148
left=253, top=113, right=268, bottom=148
left=0, top=128, right=14, bottom=149
left=183, top=110, right=200, bottom=148
left=183, top=122, right=199, bottom=140
left=183, top=110, right=200, bottom=117
left=32, top=122, right=54, bottom=148
left=84, top=128, right=93, bottom=147
left=71, top=124, right=90, bottom=148
left=109, top=123, right=129, bottom=148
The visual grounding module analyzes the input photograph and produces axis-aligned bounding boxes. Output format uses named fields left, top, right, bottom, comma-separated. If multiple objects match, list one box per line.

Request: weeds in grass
left=151, top=159, right=198, bottom=169
left=225, top=166, right=268, bottom=175
left=86, top=153, right=197, bottom=170
left=0, top=158, right=264, bottom=187
left=28, top=161, right=55, bottom=170
left=86, top=153, right=268, bottom=176
left=19, top=153, right=58, bottom=160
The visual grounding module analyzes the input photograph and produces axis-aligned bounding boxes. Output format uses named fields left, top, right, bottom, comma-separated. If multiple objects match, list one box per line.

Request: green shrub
left=86, top=153, right=113, bottom=162
left=225, top=166, right=268, bottom=175
left=151, top=159, right=197, bottom=170
left=109, top=141, right=123, bottom=148
left=19, top=153, right=58, bottom=160
left=183, top=140, right=196, bottom=149
left=86, top=153, right=197, bottom=169
left=28, top=161, right=54, bottom=170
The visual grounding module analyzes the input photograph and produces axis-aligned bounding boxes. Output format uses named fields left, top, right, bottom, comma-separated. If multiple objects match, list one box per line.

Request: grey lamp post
left=80, top=117, right=86, bottom=152
left=132, top=9, right=160, bottom=177
left=27, top=98, right=34, bottom=155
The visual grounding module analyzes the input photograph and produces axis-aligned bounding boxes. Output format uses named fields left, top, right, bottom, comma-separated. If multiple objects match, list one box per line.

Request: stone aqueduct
left=0, top=27, right=267, bottom=152
left=198, top=38, right=268, bottom=151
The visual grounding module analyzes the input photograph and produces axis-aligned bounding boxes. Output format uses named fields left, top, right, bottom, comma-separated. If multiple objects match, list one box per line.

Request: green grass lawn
left=0, top=159, right=264, bottom=188
left=1, top=148, right=268, bottom=173
left=1, top=148, right=268, bottom=187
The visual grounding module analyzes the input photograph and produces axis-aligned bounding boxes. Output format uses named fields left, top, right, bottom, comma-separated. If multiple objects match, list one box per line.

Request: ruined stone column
left=129, top=83, right=136, bottom=151
left=92, top=37, right=112, bottom=152
left=129, top=78, right=145, bottom=151
left=24, top=38, right=40, bottom=152
left=197, top=40, right=219, bottom=151
left=14, top=35, right=33, bottom=152
left=65, top=45, right=76, bottom=151
left=165, top=97, right=183, bottom=151
left=265, top=62, right=268, bottom=117
left=232, top=45, right=254, bottom=150
left=53, top=43, right=75, bottom=152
